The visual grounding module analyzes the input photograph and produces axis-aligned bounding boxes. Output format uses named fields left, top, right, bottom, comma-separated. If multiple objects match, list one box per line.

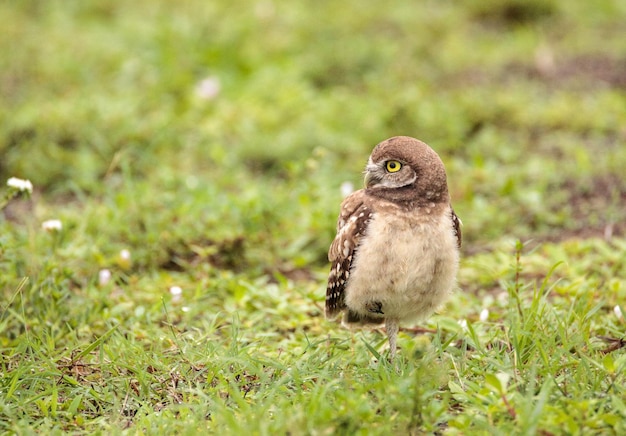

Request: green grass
left=1, top=0, right=625, bottom=434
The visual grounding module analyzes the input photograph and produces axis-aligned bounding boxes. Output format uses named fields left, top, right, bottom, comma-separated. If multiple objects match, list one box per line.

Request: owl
left=326, top=136, right=461, bottom=358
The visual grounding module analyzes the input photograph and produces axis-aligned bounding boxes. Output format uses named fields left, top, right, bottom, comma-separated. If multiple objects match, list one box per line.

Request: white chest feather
left=344, top=207, right=459, bottom=323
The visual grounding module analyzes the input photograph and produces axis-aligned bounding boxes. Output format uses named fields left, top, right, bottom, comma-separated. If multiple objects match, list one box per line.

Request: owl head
left=363, top=136, right=449, bottom=204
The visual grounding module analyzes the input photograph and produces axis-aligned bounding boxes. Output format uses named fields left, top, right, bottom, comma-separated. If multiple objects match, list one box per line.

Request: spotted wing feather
left=451, top=208, right=462, bottom=248
left=325, top=192, right=373, bottom=319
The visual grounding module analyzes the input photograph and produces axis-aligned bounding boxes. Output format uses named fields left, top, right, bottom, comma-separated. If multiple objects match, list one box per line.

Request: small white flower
left=41, top=219, right=62, bottom=231
left=340, top=181, right=354, bottom=197
left=458, top=319, right=468, bottom=332
left=195, top=76, right=220, bottom=100
left=614, top=305, right=623, bottom=320
left=98, top=269, right=112, bottom=286
left=7, top=177, right=33, bottom=193
left=185, top=175, right=199, bottom=189
left=255, top=1, right=275, bottom=19
left=170, top=286, right=183, bottom=303
left=479, top=308, right=489, bottom=322
left=181, top=306, right=190, bottom=313
left=117, top=248, right=132, bottom=269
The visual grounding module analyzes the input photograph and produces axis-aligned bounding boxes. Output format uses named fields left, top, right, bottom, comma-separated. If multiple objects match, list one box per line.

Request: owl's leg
left=385, top=318, right=399, bottom=359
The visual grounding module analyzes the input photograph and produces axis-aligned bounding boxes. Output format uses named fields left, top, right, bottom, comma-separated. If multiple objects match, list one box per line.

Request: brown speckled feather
left=325, top=191, right=373, bottom=319
left=451, top=209, right=462, bottom=248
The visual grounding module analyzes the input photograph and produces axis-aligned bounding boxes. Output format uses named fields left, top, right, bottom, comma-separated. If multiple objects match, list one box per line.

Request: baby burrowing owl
left=326, top=136, right=461, bottom=358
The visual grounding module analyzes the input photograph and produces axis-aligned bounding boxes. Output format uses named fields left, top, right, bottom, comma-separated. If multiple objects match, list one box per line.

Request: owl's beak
left=364, top=170, right=381, bottom=188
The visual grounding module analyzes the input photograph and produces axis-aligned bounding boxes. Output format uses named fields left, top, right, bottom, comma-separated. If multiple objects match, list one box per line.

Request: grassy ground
left=1, top=0, right=625, bottom=434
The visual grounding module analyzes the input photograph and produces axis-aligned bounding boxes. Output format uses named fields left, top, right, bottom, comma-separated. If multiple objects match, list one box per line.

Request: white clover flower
left=479, top=308, right=489, bottom=322
left=7, top=177, right=33, bottom=193
left=340, top=181, right=354, bottom=197
left=117, top=248, right=132, bottom=269
left=195, top=76, right=220, bottom=100
left=185, top=175, right=199, bottom=189
left=458, top=319, right=468, bottom=332
left=170, top=286, right=183, bottom=303
left=614, top=305, right=623, bottom=320
left=42, top=219, right=62, bottom=232
left=255, top=1, right=275, bottom=19
left=98, top=269, right=112, bottom=286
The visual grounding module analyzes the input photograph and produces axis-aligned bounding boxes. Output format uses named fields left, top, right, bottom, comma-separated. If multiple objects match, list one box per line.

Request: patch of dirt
left=265, top=266, right=317, bottom=283
left=514, top=53, right=626, bottom=90
left=1, top=195, right=35, bottom=224
left=463, top=174, right=626, bottom=256
left=539, top=225, right=623, bottom=244
left=161, top=238, right=320, bottom=282
left=543, top=174, right=626, bottom=242
left=452, top=53, right=626, bottom=91
left=471, top=0, right=557, bottom=27
left=160, top=236, right=247, bottom=271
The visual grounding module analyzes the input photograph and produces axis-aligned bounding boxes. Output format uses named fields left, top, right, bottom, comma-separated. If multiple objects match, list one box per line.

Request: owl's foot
left=365, top=300, right=384, bottom=315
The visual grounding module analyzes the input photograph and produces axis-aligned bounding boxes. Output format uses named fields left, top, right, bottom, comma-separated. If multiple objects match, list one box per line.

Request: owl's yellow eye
left=385, top=160, right=402, bottom=173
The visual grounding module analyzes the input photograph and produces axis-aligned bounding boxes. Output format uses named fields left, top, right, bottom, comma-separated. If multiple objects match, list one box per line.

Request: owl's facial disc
left=364, top=158, right=416, bottom=189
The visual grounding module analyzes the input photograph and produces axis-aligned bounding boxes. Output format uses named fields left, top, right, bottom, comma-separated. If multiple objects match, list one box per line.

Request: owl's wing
left=451, top=208, right=462, bottom=248
left=326, top=191, right=374, bottom=319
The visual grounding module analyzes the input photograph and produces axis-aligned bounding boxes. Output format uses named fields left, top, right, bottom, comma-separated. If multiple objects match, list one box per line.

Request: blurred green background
left=2, top=0, right=625, bottom=275
left=1, top=0, right=625, bottom=433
